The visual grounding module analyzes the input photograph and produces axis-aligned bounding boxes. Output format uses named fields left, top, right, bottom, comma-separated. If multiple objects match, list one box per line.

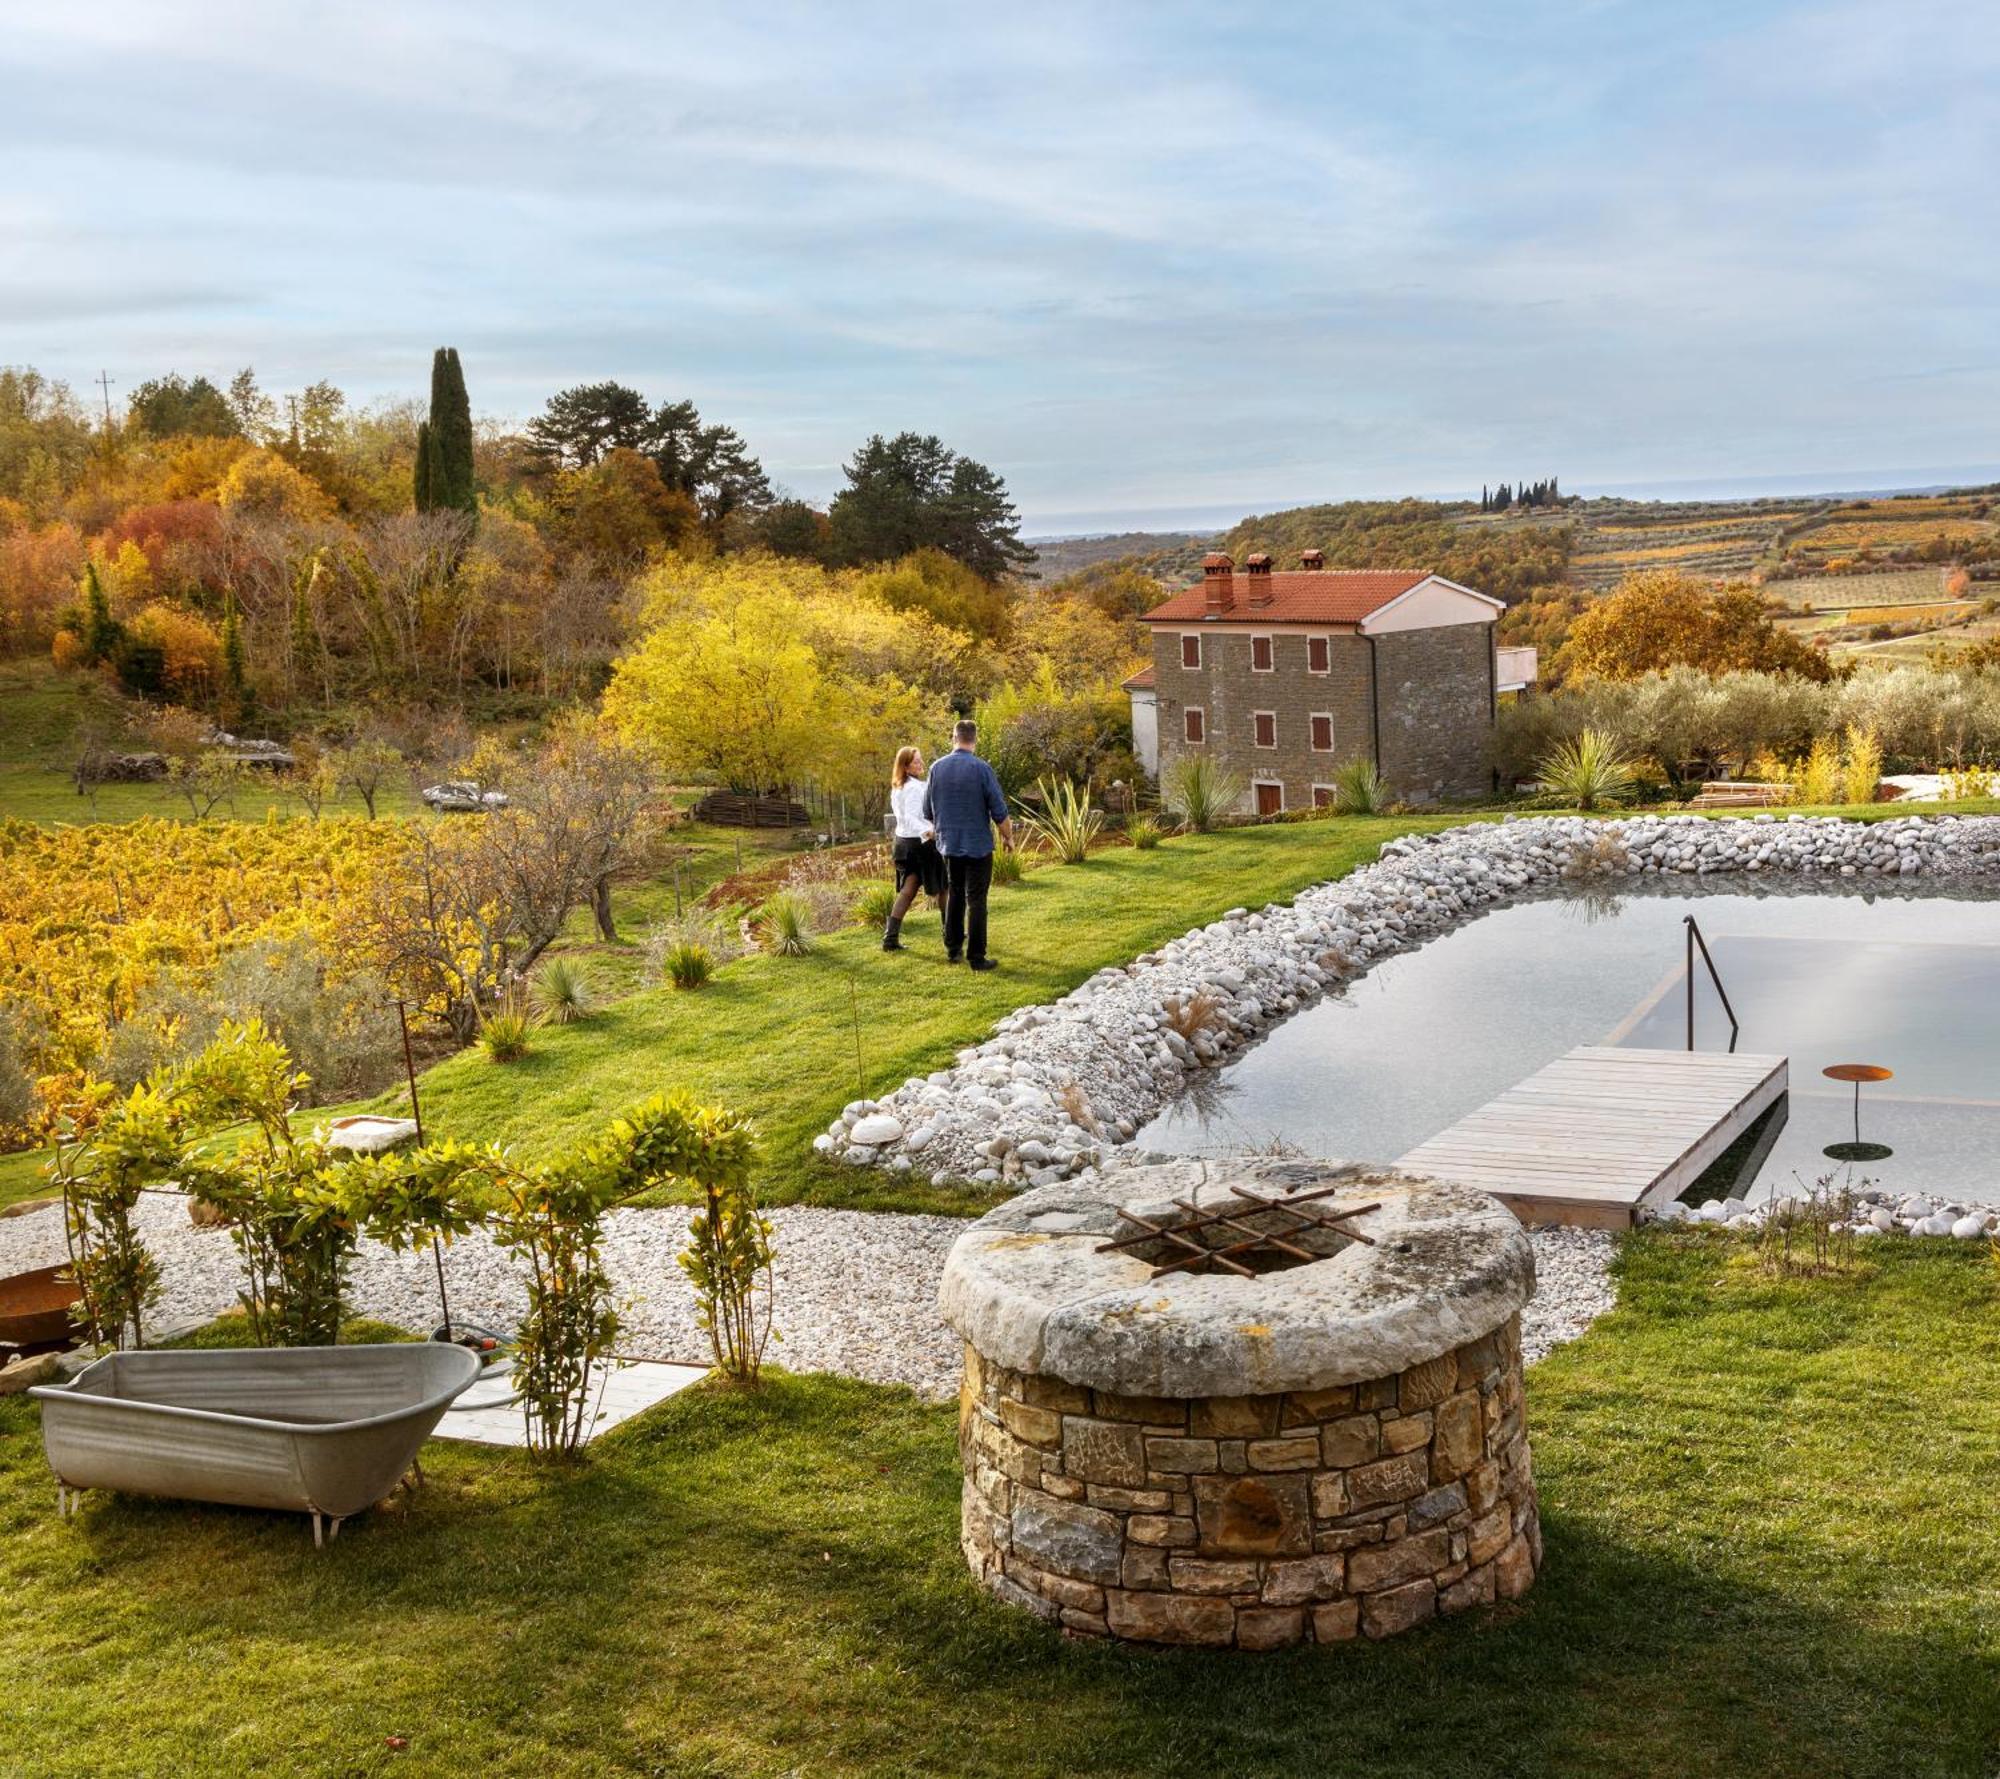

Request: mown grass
left=335, top=815, right=1469, bottom=1212
left=7, top=798, right=1998, bottom=1217
left=1, top=1233, right=1994, bottom=1778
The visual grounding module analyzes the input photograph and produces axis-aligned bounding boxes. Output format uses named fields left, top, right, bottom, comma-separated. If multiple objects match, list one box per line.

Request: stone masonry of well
left=958, top=1314, right=1539, bottom=1646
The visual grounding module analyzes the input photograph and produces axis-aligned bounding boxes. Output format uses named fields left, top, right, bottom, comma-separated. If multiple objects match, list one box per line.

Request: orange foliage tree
left=1558, top=571, right=1838, bottom=684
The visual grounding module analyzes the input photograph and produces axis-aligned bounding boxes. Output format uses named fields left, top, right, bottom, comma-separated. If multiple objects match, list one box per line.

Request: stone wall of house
left=958, top=1315, right=1539, bottom=1646
left=1372, top=624, right=1496, bottom=802
left=1151, top=625, right=1374, bottom=814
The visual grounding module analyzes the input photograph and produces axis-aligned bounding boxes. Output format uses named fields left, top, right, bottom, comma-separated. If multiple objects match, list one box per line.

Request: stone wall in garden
left=958, top=1316, right=1538, bottom=1646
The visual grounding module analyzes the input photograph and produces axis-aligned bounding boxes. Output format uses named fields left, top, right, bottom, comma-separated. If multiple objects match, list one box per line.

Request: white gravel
left=0, top=1194, right=1613, bottom=1400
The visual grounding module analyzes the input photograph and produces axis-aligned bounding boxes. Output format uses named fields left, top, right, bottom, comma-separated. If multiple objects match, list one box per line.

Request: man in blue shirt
left=922, top=719, right=1016, bottom=970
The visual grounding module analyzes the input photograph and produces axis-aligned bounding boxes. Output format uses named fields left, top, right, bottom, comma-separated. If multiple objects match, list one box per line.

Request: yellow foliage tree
left=216, top=448, right=333, bottom=523
left=606, top=552, right=952, bottom=801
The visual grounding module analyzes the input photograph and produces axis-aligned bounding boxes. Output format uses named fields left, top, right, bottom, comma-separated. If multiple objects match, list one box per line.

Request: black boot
left=882, top=916, right=903, bottom=952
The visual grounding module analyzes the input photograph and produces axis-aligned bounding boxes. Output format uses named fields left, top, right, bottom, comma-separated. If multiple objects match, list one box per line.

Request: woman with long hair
left=883, top=744, right=943, bottom=951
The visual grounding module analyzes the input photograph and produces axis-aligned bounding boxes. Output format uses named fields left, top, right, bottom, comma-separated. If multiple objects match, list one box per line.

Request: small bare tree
left=169, top=752, right=250, bottom=820
left=330, top=736, right=400, bottom=819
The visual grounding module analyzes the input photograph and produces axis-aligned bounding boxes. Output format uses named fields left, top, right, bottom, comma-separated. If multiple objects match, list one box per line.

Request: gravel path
left=0, top=1198, right=1614, bottom=1401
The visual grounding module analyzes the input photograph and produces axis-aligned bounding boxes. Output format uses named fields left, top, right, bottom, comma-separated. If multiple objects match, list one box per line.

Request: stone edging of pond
left=817, top=813, right=2000, bottom=1192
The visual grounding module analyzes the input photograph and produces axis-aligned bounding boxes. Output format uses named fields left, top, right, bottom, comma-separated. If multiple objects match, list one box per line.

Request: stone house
left=1125, top=551, right=1535, bottom=812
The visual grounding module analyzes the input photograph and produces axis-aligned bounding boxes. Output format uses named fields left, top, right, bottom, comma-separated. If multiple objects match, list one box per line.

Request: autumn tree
left=1558, top=571, right=1837, bottom=684
left=604, top=554, right=944, bottom=803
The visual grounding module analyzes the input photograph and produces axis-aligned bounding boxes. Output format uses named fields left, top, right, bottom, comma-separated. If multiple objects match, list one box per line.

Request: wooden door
left=1255, top=782, right=1283, bottom=817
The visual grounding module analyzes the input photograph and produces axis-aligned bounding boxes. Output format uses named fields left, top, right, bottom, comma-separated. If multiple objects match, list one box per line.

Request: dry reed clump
left=1756, top=1176, right=1858, bottom=1277
left=1561, top=830, right=1632, bottom=879
left=1161, top=989, right=1225, bottom=1042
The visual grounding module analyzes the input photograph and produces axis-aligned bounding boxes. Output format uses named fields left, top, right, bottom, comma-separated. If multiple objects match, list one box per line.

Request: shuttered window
left=1184, top=707, right=1205, bottom=743
left=1250, top=635, right=1274, bottom=672
left=1253, top=712, right=1277, bottom=748
left=1180, top=634, right=1202, bottom=669
left=1307, top=635, right=1330, bottom=674
left=1310, top=714, right=1334, bottom=752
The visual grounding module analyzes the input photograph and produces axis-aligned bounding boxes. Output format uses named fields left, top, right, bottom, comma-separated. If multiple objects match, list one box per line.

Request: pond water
left=1134, top=884, right=2000, bottom=1207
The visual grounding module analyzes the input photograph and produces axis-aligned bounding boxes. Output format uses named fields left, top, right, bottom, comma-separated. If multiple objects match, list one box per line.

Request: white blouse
left=890, top=776, right=933, bottom=840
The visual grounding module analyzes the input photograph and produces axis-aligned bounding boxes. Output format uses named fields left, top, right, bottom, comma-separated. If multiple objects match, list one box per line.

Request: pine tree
left=78, top=560, right=120, bottom=666
left=220, top=590, right=248, bottom=720
left=424, top=347, right=475, bottom=517
left=412, top=419, right=433, bottom=511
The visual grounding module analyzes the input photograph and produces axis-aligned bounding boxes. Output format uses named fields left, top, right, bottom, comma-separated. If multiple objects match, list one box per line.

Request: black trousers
left=941, top=852, right=994, bottom=963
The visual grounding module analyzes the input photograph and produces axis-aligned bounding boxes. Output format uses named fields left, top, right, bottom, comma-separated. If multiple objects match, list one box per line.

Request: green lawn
left=335, top=815, right=1470, bottom=1212
left=3, top=1232, right=1994, bottom=1778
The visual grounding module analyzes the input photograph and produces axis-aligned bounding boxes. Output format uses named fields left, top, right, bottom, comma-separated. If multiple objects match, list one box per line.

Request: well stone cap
left=938, top=1159, right=1535, bottom=1398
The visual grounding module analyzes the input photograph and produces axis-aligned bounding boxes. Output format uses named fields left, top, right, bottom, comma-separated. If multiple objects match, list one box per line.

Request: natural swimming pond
left=1134, top=884, right=2000, bottom=1207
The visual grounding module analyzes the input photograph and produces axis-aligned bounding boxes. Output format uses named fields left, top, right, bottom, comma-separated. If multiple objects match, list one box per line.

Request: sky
left=6, top=1, right=1998, bottom=533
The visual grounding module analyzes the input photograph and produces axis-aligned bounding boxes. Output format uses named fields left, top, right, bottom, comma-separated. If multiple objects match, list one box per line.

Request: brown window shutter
left=1310, top=715, right=1333, bottom=751
left=1254, top=712, right=1276, bottom=748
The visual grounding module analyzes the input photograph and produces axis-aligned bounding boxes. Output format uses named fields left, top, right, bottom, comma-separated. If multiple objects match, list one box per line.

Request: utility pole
left=95, top=370, right=115, bottom=425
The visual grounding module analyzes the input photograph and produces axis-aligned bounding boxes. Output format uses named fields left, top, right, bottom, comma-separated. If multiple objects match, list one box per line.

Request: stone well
left=937, top=1159, right=1540, bottom=1646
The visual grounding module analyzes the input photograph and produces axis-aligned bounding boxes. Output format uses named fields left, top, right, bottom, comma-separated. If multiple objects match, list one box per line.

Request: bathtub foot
left=328, top=1516, right=343, bottom=1543
left=402, top=1457, right=424, bottom=1493
left=312, top=1509, right=324, bottom=1549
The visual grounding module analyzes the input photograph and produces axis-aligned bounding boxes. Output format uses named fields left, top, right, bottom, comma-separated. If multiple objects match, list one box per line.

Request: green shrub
left=759, top=891, right=815, bottom=956
left=662, top=939, right=715, bottom=990
left=479, top=1004, right=537, bottom=1063
left=1537, top=728, right=1636, bottom=811
left=1125, top=813, right=1164, bottom=850
left=1164, top=755, right=1244, bottom=833
left=1019, top=776, right=1103, bottom=863
left=533, top=958, right=593, bottom=1025
left=1330, top=757, right=1388, bottom=815
left=990, top=846, right=1024, bottom=886
left=851, top=880, right=898, bottom=926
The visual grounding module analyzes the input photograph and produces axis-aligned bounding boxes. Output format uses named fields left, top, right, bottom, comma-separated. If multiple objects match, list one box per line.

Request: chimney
left=1300, top=548, right=1324, bottom=570
left=1202, top=552, right=1235, bottom=613
left=1244, top=552, right=1275, bottom=608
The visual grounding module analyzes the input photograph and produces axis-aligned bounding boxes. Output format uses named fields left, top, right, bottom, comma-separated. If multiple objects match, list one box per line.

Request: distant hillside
left=1022, top=530, right=1210, bottom=584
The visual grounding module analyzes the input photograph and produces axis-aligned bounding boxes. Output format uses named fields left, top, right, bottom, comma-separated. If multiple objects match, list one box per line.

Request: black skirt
left=893, top=835, right=945, bottom=897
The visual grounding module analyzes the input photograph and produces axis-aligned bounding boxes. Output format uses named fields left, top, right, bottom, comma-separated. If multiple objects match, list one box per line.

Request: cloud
left=4, top=1, right=1997, bottom=525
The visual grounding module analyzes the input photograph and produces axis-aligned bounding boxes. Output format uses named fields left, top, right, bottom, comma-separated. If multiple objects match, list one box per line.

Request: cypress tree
left=78, top=561, right=119, bottom=665
left=425, top=347, right=476, bottom=517
left=412, top=419, right=433, bottom=511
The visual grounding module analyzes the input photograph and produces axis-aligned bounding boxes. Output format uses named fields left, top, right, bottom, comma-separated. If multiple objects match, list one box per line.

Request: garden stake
left=848, top=973, right=865, bottom=1097
left=396, top=999, right=452, bottom=1340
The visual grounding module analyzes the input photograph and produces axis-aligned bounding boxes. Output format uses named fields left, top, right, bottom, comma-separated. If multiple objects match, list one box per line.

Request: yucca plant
left=533, top=957, right=592, bottom=1025
left=479, top=998, right=537, bottom=1063
left=1019, top=776, right=1103, bottom=864
left=758, top=891, right=815, bottom=957
left=1125, top=813, right=1164, bottom=850
left=661, top=939, right=714, bottom=990
left=1164, top=755, right=1244, bottom=833
left=1537, top=728, right=1636, bottom=811
left=851, top=880, right=897, bottom=926
left=1331, top=756, right=1388, bottom=815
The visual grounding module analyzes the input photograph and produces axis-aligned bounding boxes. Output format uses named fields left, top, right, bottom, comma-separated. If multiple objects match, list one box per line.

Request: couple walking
left=884, top=719, right=1015, bottom=971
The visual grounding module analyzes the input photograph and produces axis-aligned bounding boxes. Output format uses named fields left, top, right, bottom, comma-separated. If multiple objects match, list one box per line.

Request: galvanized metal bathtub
left=31, top=1343, right=481, bottom=1545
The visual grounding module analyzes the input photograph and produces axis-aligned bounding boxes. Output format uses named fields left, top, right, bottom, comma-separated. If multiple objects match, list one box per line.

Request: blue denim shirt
left=922, top=749, right=1008, bottom=858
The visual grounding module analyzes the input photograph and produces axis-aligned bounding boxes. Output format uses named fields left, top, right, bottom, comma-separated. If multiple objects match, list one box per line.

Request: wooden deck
left=1395, top=1046, right=1789, bottom=1229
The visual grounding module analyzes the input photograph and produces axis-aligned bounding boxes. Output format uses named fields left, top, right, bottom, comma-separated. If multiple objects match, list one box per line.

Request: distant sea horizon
left=1021, top=462, right=2000, bottom=544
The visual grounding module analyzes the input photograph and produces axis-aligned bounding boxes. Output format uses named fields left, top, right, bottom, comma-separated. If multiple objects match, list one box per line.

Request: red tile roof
left=1121, top=664, right=1156, bottom=690
left=1142, top=568, right=1433, bottom=626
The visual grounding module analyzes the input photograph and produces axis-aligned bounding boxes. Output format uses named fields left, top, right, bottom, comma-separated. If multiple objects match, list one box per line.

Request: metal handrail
left=1684, top=914, right=1740, bottom=1053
